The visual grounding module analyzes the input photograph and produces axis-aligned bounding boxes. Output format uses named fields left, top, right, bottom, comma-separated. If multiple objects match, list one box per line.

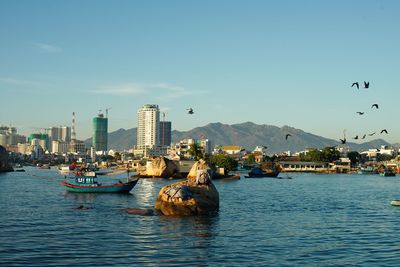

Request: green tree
left=114, top=152, right=121, bottom=161
left=188, top=143, right=203, bottom=160
left=347, top=151, right=360, bottom=166
left=244, top=154, right=256, bottom=163
left=321, top=147, right=340, bottom=162
left=301, top=147, right=340, bottom=162
left=210, top=154, right=238, bottom=174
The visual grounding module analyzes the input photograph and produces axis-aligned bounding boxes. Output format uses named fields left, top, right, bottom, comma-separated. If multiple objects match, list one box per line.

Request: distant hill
left=85, top=122, right=391, bottom=153
left=85, top=128, right=137, bottom=151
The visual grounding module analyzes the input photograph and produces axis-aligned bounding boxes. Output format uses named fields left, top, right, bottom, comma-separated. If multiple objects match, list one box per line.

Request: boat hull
left=245, top=171, right=280, bottom=178
left=380, top=172, right=396, bottom=177
left=62, top=179, right=139, bottom=193
left=391, top=200, right=400, bottom=206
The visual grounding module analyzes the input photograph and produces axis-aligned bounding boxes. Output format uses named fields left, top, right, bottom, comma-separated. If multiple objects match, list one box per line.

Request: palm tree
left=188, top=143, right=203, bottom=160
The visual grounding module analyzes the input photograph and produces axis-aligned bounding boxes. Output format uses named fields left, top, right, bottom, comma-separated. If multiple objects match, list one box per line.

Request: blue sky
left=1, top=0, right=399, bottom=144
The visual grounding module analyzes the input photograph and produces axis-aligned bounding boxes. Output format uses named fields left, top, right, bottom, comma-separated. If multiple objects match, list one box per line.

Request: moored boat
left=390, top=200, right=400, bottom=206
left=61, top=175, right=139, bottom=193
left=244, top=167, right=280, bottom=178
left=357, top=165, right=378, bottom=175
left=379, top=169, right=396, bottom=177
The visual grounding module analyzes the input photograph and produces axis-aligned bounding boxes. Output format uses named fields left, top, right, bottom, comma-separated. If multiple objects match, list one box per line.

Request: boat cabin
left=75, top=176, right=98, bottom=185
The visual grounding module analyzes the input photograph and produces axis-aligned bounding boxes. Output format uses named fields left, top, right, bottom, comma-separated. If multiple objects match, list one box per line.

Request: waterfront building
left=17, top=143, right=33, bottom=155
left=29, top=134, right=49, bottom=152
left=52, top=140, right=69, bottom=154
left=31, top=138, right=48, bottom=152
left=137, top=104, right=160, bottom=147
left=69, top=140, right=86, bottom=154
left=135, top=104, right=169, bottom=158
left=90, top=147, right=96, bottom=162
left=0, top=126, right=26, bottom=146
left=92, top=113, right=108, bottom=152
left=168, top=138, right=212, bottom=160
left=60, top=126, right=71, bottom=143
left=46, top=126, right=71, bottom=144
left=221, top=146, right=242, bottom=155
left=253, top=146, right=268, bottom=156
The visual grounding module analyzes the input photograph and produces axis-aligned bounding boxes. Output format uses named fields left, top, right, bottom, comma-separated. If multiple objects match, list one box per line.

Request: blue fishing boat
left=62, top=174, right=139, bottom=193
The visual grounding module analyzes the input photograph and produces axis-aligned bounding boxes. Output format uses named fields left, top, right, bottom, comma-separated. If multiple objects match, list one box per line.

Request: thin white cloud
left=92, top=82, right=208, bottom=100
left=33, top=42, right=62, bottom=53
left=91, top=83, right=147, bottom=95
left=0, top=77, right=42, bottom=86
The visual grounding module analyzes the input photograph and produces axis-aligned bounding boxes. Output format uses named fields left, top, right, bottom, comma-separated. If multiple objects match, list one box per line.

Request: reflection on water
left=3, top=169, right=400, bottom=266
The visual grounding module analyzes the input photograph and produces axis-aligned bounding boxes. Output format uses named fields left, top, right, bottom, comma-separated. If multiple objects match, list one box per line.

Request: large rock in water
left=0, top=145, right=13, bottom=172
left=139, top=156, right=179, bottom=178
left=187, top=159, right=210, bottom=183
left=154, top=162, right=219, bottom=216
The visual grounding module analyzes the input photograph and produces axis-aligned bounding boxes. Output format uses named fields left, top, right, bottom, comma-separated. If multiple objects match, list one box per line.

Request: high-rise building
left=46, top=126, right=71, bottom=143
left=0, top=126, right=25, bottom=146
left=92, top=113, right=108, bottom=151
left=137, top=104, right=160, bottom=148
left=159, top=121, right=172, bottom=146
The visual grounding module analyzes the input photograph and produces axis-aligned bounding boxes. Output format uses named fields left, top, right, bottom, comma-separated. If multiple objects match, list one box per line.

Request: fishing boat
left=244, top=167, right=280, bottom=178
left=61, top=174, right=139, bottom=193
left=357, top=165, right=378, bottom=175
left=379, top=169, right=396, bottom=177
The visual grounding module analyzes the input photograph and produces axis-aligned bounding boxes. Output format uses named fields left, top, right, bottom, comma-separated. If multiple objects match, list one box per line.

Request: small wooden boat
left=244, top=167, right=280, bottom=178
left=390, top=200, right=400, bottom=206
left=62, top=175, right=139, bottom=193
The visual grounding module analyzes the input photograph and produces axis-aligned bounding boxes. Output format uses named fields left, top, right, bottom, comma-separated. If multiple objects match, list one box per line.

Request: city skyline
left=1, top=1, right=400, bottom=143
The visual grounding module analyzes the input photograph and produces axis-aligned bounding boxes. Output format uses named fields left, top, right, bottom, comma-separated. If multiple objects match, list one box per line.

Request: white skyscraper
left=137, top=104, right=160, bottom=148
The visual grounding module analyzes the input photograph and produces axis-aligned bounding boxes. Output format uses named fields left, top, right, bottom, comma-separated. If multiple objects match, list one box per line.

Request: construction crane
left=162, top=112, right=168, bottom=121
left=105, top=107, right=112, bottom=118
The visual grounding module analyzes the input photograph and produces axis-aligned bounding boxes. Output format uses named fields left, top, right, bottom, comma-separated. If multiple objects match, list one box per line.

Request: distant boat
left=379, top=169, right=396, bottom=177
left=357, top=165, right=378, bottom=175
left=61, top=174, right=139, bottom=193
left=38, top=165, right=50, bottom=170
left=59, top=166, right=71, bottom=174
left=244, top=167, right=280, bottom=178
left=390, top=200, right=400, bottom=206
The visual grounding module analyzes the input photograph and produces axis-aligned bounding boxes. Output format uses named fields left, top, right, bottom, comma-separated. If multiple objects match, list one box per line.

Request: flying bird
left=363, top=81, right=370, bottom=88
left=369, top=132, right=376, bottom=136
left=380, top=129, right=388, bottom=134
left=351, top=82, right=359, bottom=89
left=285, top=134, right=292, bottom=140
left=362, top=134, right=366, bottom=139
left=339, top=138, right=346, bottom=144
left=186, top=108, right=194, bottom=114
left=371, top=104, right=379, bottom=109
left=353, top=135, right=359, bottom=140
left=356, top=112, right=364, bottom=115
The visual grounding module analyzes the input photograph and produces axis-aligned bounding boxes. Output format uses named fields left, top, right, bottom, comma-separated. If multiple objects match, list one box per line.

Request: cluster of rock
left=0, top=145, right=13, bottom=172
left=154, top=159, right=219, bottom=216
left=137, top=156, right=179, bottom=178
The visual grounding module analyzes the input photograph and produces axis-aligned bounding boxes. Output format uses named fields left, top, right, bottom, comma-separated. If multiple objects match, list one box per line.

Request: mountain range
left=84, top=122, right=390, bottom=153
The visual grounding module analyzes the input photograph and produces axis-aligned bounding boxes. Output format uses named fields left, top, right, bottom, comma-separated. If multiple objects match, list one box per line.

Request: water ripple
left=2, top=170, right=400, bottom=265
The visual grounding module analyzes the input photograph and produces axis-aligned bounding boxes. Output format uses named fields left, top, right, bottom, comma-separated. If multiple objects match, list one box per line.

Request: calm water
left=2, top=168, right=400, bottom=266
